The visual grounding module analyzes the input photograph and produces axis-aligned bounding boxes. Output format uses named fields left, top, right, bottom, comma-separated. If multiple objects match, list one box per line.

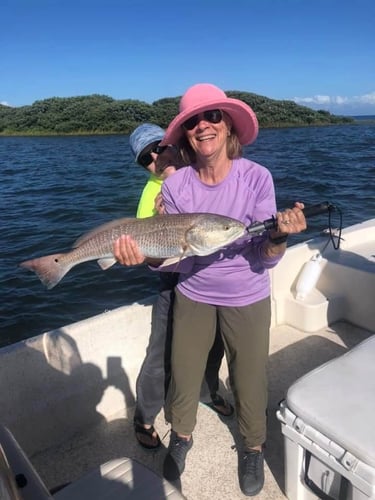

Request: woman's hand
left=272, top=201, right=307, bottom=236
left=113, top=235, right=145, bottom=266
left=154, top=193, right=165, bottom=214
left=264, top=202, right=306, bottom=257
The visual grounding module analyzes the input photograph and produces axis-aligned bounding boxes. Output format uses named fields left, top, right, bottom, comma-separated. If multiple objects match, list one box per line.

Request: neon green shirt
left=136, top=174, right=163, bottom=218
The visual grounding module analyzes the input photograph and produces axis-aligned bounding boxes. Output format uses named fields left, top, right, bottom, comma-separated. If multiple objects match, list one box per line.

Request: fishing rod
left=246, top=201, right=342, bottom=250
left=246, top=201, right=337, bottom=235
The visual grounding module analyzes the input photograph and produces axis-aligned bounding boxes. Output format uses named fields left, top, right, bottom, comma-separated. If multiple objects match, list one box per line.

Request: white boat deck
left=2, top=218, right=374, bottom=499
left=29, top=320, right=372, bottom=500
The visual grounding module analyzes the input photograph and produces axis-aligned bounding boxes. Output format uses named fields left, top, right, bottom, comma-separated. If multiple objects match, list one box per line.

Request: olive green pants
left=165, top=289, right=270, bottom=449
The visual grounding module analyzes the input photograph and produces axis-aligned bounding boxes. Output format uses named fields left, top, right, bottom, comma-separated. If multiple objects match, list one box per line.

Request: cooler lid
left=286, top=335, right=375, bottom=468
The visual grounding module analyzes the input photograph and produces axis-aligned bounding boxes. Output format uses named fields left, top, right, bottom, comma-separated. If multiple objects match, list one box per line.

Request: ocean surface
left=1, top=121, right=374, bottom=347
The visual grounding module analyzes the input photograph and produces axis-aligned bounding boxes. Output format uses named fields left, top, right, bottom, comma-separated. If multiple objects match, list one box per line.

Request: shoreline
left=0, top=120, right=362, bottom=138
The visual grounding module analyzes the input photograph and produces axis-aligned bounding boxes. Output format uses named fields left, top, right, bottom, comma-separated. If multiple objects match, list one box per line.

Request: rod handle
left=258, top=201, right=335, bottom=232
left=302, top=201, right=334, bottom=218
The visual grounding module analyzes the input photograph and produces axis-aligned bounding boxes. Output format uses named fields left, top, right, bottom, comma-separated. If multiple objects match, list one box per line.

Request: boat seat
left=0, top=424, right=52, bottom=499
left=0, top=424, right=185, bottom=500
left=54, top=457, right=184, bottom=499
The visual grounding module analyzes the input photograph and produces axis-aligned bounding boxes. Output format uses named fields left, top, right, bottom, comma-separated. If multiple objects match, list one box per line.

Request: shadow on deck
left=31, top=321, right=372, bottom=500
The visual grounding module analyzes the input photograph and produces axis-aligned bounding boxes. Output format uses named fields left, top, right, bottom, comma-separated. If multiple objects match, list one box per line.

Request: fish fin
left=97, top=257, right=117, bottom=270
left=159, top=255, right=187, bottom=268
left=159, top=245, right=191, bottom=269
left=19, top=253, right=71, bottom=289
left=72, top=217, right=137, bottom=248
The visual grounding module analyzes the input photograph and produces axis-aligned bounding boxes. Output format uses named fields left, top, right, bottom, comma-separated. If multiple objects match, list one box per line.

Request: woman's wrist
left=268, top=232, right=288, bottom=245
left=262, top=231, right=288, bottom=258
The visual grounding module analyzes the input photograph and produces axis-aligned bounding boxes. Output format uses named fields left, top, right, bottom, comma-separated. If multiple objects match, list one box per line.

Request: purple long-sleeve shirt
left=160, top=157, right=284, bottom=307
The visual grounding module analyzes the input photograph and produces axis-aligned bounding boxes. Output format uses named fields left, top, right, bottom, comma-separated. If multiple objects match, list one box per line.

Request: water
left=1, top=124, right=374, bottom=347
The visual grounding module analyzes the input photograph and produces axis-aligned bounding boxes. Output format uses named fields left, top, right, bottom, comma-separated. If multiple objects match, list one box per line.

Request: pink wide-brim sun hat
left=161, top=83, right=259, bottom=147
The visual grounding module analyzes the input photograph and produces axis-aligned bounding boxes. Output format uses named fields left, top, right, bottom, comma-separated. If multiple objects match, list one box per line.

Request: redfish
left=20, top=213, right=246, bottom=289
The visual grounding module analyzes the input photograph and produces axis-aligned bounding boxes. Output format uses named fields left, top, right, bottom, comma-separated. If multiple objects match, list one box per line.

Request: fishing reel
left=246, top=202, right=342, bottom=249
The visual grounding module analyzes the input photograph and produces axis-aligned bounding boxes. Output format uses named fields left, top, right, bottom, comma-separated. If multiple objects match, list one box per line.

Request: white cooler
left=277, top=335, right=375, bottom=500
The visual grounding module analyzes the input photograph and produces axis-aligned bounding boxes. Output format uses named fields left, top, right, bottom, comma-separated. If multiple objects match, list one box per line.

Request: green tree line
left=0, top=91, right=353, bottom=136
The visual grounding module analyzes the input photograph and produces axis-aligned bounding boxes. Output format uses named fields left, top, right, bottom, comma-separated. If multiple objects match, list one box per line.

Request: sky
left=1, top=0, right=374, bottom=116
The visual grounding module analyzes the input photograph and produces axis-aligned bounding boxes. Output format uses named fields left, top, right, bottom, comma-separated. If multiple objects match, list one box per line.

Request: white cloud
left=357, top=91, right=375, bottom=104
left=293, top=91, right=375, bottom=115
left=315, top=95, right=331, bottom=104
left=1, top=101, right=12, bottom=107
left=293, top=95, right=332, bottom=105
left=294, top=92, right=375, bottom=107
left=334, top=96, right=348, bottom=105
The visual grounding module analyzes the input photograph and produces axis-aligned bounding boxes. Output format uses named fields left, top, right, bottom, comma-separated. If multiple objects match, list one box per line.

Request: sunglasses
left=138, top=144, right=169, bottom=168
left=182, top=109, right=223, bottom=131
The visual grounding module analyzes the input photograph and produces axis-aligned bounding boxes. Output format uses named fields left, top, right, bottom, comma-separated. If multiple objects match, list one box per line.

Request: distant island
left=0, top=91, right=354, bottom=136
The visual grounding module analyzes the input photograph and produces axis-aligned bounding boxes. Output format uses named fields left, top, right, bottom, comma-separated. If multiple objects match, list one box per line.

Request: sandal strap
left=134, top=422, right=161, bottom=450
left=211, top=394, right=226, bottom=406
left=134, top=422, right=157, bottom=436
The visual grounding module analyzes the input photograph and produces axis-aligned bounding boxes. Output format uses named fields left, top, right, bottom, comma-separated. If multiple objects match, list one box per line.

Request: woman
left=114, top=84, right=306, bottom=496
left=127, top=123, right=233, bottom=451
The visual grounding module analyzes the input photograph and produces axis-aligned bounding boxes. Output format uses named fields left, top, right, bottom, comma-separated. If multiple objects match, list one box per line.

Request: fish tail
left=19, top=253, right=71, bottom=289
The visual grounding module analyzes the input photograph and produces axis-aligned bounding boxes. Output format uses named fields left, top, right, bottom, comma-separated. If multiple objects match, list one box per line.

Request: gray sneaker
left=239, top=449, right=265, bottom=496
left=163, top=431, right=193, bottom=481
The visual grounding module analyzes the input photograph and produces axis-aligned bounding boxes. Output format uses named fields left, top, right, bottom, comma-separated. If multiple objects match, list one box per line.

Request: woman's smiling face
left=185, top=110, right=232, bottom=160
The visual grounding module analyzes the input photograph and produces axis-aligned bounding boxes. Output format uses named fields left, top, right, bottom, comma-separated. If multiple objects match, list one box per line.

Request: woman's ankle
left=174, top=431, right=191, bottom=441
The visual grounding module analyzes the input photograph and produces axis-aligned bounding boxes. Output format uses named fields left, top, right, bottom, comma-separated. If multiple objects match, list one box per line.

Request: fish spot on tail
left=19, top=253, right=70, bottom=289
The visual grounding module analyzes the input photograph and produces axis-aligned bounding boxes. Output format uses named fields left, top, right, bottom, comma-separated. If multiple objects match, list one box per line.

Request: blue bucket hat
left=129, top=123, right=165, bottom=162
